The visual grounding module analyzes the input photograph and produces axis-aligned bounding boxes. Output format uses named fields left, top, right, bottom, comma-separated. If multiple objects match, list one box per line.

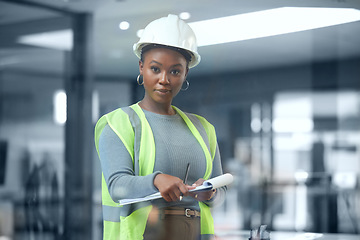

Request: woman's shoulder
left=95, top=105, right=135, bottom=130
left=174, top=107, right=214, bottom=129
left=183, top=111, right=212, bottom=125
left=99, top=106, right=134, bottom=120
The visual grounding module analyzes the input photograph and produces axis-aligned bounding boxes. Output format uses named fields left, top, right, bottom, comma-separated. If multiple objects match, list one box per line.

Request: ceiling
left=1, top=0, right=360, bottom=80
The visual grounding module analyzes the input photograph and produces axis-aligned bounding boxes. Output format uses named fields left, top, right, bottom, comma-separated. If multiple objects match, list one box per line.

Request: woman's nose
left=159, top=72, right=170, bottom=84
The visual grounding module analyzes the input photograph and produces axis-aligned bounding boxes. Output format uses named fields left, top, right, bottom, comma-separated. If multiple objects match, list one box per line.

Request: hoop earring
left=181, top=80, right=189, bottom=91
left=137, top=74, right=144, bottom=85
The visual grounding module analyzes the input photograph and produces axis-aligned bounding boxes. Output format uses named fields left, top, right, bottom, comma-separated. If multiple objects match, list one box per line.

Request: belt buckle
left=185, top=208, right=191, bottom=218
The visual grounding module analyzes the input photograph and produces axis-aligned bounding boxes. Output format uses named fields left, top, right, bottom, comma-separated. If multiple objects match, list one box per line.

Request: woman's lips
left=155, top=89, right=171, bottom=94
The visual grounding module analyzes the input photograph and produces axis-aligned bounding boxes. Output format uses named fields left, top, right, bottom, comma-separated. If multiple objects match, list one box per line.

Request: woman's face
left=139, top=47, right=189, bottom=107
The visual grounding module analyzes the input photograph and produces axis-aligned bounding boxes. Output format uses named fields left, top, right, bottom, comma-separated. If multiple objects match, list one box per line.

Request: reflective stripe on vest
left=94, top=103, right=217, bottom=239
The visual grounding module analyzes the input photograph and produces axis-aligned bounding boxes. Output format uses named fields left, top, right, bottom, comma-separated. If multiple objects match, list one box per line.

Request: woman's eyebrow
left=150, top=60, right=162, bottom=66
left=171, top=64, right=184, bottom=68
left=150, top=60, right=183, bottom=68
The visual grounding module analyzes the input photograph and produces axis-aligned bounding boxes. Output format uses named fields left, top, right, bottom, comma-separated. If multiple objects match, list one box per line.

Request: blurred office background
left=0, top=0, right=360, bottom=239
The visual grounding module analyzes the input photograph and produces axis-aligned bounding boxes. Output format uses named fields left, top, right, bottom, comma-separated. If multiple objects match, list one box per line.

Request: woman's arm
left=98, top=124, right=161, bottom=201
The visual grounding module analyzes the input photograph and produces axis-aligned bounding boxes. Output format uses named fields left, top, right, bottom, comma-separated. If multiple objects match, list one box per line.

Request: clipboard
left=118, top=173, right=233, bottom=206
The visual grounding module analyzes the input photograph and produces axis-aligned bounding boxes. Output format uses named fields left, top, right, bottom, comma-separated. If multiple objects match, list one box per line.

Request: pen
left=180, top=163, right=190, bottom=201
left=183, top=163, right=190, bottom=185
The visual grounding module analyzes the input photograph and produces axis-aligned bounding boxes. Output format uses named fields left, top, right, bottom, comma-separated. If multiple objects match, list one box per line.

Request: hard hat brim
left=133, top=42, right=201, bottom=68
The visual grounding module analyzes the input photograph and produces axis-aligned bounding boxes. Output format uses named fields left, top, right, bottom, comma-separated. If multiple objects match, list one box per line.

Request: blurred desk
left=215, top=230, right=360, bottom=240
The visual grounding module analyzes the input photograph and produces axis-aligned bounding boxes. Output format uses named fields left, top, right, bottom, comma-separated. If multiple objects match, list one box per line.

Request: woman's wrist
left=152, top=172, right=163, bottom=190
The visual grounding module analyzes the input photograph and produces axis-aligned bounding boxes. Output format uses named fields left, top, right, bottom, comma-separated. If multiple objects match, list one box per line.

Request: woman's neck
left=138, top=100, right=175, bottom=115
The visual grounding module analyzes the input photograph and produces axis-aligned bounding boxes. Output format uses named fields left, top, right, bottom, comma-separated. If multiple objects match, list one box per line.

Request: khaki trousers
left=143, top=207, right=201, bottom=240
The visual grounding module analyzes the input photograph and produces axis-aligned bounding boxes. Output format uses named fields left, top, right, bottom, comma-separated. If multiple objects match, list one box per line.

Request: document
left=118, top=173, right=234, bottom=206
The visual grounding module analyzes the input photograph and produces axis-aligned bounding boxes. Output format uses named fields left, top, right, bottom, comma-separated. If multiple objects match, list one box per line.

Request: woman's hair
left=140, top=44, right=192, bottom=66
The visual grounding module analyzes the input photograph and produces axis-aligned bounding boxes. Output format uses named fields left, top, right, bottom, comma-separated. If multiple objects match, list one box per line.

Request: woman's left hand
left=187, top=178, right=216, bottom=202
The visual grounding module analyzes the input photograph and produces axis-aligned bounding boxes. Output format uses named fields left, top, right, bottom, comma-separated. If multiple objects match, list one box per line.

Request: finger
left=179, top=183, right=190, bottom=196
left=194, top=178, right=205, bottom=186
left=169, top=191, right=179, bottom=202
left=165, top=186, right=181, bottom=202
left=161, top=193, right=171, bottom=202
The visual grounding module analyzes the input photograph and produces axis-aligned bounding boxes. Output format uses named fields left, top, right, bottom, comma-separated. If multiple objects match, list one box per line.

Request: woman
left=95, top=14, right=226, bottom=240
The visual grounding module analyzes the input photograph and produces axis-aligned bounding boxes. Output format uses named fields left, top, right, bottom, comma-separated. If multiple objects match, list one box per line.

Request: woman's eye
left=171, top=69, right=180, bottom=75
left=151, top=66, right=160, bottom=73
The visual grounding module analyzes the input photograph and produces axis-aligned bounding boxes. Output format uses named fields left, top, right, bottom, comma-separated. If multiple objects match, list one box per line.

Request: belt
left=163, top=208, right=201, bottom=218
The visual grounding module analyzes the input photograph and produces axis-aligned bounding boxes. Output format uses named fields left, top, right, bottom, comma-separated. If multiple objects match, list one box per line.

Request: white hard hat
left=133, top=14, right=201, bottom=68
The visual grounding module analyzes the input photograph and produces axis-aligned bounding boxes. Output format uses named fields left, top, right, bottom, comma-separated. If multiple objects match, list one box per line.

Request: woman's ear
left=139, top=60, right=144, bottom=75
left=185, top=67, right=189, bottom=77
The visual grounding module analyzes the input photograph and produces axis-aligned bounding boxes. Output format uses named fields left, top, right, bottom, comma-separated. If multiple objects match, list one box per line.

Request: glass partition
left=0, top=1, right=70, bottom=239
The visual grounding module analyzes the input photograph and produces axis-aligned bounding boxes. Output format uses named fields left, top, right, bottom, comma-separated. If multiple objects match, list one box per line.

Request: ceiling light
left=54, top=90, right=67, bottom=125
left=295, top=171, right=309, bottom=182
left=189, top=7, right=360, bottom=47
left=179, top=12, right=191, bottom=20
left=17, top=29, right=73, bottom=51
left=119, top=21, right=130, bottom=30
left=272, top=118, right=314, bottom=133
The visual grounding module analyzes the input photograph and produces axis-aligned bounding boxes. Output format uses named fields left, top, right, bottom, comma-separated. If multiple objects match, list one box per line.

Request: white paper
left=118, top=173, right=233, bottom=206
left=202, top=173, right=234, bottom=189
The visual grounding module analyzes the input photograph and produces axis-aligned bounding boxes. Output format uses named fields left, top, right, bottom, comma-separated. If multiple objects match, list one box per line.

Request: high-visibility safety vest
left=94, top=103, right=217, bottom=240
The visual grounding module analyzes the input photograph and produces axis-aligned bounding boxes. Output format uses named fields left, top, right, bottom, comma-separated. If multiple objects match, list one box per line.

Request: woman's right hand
left=153, top=174, right=195, bottom=202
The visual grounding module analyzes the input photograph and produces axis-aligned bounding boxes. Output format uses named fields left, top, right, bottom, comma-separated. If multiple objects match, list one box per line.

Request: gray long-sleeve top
left=98, top=108, right=225, bottom=211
